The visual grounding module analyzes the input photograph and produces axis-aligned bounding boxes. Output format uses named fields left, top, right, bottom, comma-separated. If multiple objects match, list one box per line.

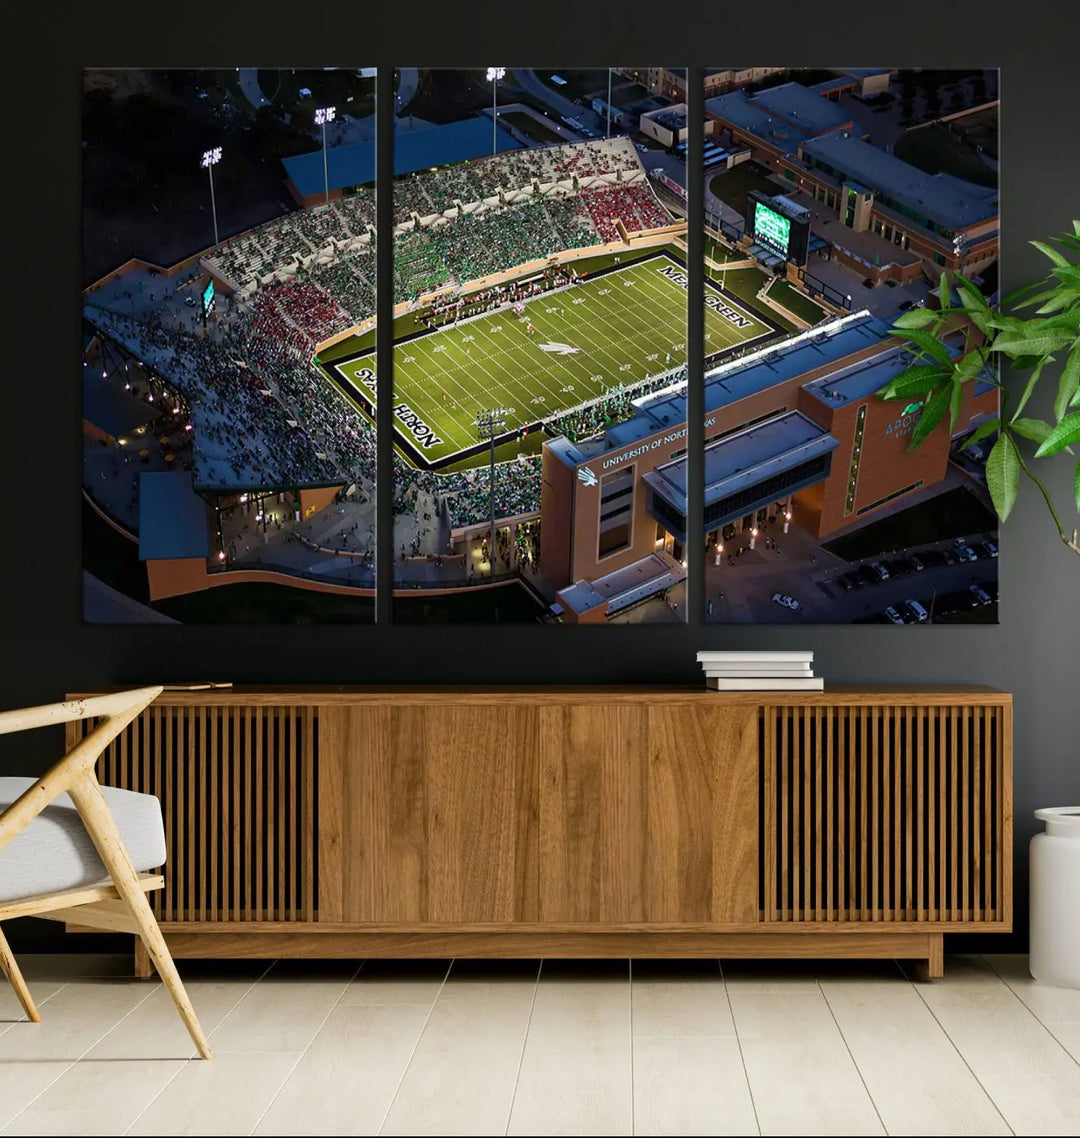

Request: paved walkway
left=237, top=68, right=270, bottom=111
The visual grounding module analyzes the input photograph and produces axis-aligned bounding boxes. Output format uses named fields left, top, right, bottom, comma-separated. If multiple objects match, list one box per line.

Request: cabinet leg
left=913, top=934, right=944, bottom=981
left=134, top=937, right=152, bottom=979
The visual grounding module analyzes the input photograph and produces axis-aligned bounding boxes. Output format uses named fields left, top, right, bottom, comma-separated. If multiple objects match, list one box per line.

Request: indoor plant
left=876, top=220, right=1080, bottom=555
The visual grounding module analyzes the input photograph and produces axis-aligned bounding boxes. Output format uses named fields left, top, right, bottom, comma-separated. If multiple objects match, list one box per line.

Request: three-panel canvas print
left=82, top=66, right=1000, bottom=624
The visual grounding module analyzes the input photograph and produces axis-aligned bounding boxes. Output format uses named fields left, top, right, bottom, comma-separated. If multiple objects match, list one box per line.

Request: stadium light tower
left=486, top=68, right=506, bottom=156
left=201, top=147, right=222, bottom=248
left=315, top=106, right=336, bottom=207
left=475, top=406, right=508, bottom=579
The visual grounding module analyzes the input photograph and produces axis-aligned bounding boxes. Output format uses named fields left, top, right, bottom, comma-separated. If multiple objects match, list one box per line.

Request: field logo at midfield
left=577, top=466, right=598, bottom=487
left=657, top=263, right=754, bottom=330
left=538, top=341, right=582, bottom=356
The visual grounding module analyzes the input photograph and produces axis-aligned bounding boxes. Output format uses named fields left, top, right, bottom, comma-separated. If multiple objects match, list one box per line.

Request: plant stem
left=1012, top=437, right=1080, bottom=556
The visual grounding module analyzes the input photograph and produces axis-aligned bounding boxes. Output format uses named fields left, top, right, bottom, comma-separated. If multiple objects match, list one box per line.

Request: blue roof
left=82, top=373, right=162, bottom=438
left=705, top=92, right=810, bottom=155
left=138, top=473, right=211, bottom=561
left=802, top=341, right=964, bottom=407
left=750, top=82, right=854, bottom=136
left=808, top=77, right=856, bottom=96
left=644, top=410, right=839, bottom=510
left=282, top=118, right=521, bottom=197
left=802, top=133, right=998, bottom=232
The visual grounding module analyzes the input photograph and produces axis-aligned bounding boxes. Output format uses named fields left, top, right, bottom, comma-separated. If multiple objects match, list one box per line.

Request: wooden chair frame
left=0, top=687, right=211, bottom=1059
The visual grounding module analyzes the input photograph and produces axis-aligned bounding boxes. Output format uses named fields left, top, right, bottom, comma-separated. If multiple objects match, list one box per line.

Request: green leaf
left=1073, top=220, right=1080, bottom=238
left=1035, top=289, right=1080, bottom=315
left=877, top=365, right=951, bottom=400
left=908, top=382, right=952, bottom=450
left=1057, top=344, right=1080, bottom=422
left=1031, top=239, right=1069, bottom=267
left=890, top=308, right=939, bottom=330
left=1010, top=417, right=1052, bottom=445
left=1052, top=264, right=1080, bottom=288
left=949, top=378, right=965, bottom=429
left=991, top=329, right=1074, bottom=358
left=1075, top=459, right=1080, bottom=515
left=939, top=271, right=950, bottom=307
left=1034, top=412, right=1080, bottom=457
left=1014, top=286, right=1066, bottom=311
left=1010, top=356, right=1050, bottom=421
left=963, top=418, right=1000, bottom=451
left=985, top=432, right=1021, bottom=522
left=954, top=278, right=991, bottom=334
left=899, top=328, right=953, bottom=366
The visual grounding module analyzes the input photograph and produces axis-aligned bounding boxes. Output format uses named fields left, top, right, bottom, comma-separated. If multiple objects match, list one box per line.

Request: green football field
left=326, top=253, right=777, bottom=469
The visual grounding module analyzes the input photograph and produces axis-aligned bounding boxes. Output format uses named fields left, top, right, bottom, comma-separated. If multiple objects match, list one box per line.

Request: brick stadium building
left=540, top=311, right=996, bottom=622
left=705, top=83, right=999, bottom=281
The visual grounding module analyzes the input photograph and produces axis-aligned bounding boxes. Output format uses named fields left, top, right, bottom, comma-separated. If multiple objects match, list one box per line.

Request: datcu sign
left=885, top=400, right=925, bottom=439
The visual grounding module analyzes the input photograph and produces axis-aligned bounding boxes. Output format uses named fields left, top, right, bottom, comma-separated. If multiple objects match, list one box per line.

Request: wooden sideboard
left=67, top=686, right=1012, bottom=978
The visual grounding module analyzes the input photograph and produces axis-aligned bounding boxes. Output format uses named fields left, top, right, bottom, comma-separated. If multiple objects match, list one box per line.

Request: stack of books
left=696, top=650, right=823, bottom=691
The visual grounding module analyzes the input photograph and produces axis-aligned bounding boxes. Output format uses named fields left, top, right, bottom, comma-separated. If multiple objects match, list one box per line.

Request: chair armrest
left=0, top=687, right=163, bottom=737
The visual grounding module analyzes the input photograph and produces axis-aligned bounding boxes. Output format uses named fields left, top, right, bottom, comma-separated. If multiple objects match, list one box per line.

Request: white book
left=704, top=665, right=813, bottom=677
left=706, top=677, right=824, bottom=691
left=697, top=650, right=813, bottom=663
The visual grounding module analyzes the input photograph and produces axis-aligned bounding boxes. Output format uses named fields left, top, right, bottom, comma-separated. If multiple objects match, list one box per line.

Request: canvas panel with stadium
left=697, top=66, right=1000, bottom=625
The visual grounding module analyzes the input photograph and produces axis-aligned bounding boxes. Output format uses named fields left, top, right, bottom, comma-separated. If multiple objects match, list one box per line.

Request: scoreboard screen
left=202, top=279, right=215, bottom=317
left=753, top=201, right=791, bottom=257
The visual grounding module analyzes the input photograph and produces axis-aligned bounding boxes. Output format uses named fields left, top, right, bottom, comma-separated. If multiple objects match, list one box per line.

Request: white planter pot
left=1029, top=807, right=1080, bottom=989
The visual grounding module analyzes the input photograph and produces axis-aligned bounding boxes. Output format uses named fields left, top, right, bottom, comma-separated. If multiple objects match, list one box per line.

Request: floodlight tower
left=486, top=68, right=506, bottom=156
left=201, top=147, right=223, bottom=248
left=475, top=406, right=508, bottom=578
left=315, top=106, right=336, bottom=207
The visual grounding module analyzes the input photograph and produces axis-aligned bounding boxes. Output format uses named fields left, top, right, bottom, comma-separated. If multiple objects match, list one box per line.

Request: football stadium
left=325, top=250, right=775, bottom=469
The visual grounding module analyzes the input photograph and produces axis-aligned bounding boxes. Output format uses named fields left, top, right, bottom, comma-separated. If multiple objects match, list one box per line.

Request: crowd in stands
left=394, top=197, right=596, bottom=302
left=398, top=455, right=543, bottom=530
left=84, top=137, right=681, bottom=544
left=580, top=185, right=674, bottom=243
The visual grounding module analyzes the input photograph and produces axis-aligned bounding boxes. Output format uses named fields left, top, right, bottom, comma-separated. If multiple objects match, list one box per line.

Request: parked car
left=978, top=540, right=999, bottom=558
left=883, top=605, right=905, bottom=625
left=969, top=584, right=993, bottom=606
left=870, top=562, right=890, bottom=581
left=836, top=574, right=853, bottom=591
left=956, top=544, right=979, bottom=563
left=771, top=593, right=802, bottom=613
left=942, top=548, right=959, bottom=566
left=897, top=299, right=916, bottom=311
left=908, top=553, right=925, bottom=572
left=903, top=599, right=930, bottom=623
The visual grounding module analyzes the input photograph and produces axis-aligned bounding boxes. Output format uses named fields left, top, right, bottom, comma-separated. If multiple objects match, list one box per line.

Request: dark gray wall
left=2, top=0, right=1078, bottom=953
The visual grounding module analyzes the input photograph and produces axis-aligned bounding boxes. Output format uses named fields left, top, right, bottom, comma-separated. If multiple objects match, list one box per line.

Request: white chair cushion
left=0, top=777, right=166, bottom=905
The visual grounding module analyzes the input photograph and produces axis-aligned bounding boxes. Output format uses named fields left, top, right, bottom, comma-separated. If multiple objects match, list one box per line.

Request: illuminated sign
left=201, top=279, right=215, bottom=316
left=885, top=401, right=924, bottom=439
left=753, top=201, right=791, bottom=257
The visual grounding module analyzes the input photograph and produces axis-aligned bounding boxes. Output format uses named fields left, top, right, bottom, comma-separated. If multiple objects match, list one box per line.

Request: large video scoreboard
left=746, top=191, right=811, bottom=267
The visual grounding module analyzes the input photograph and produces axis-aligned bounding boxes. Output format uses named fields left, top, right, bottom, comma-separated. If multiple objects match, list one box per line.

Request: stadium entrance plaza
left=705, top=468, right=995, bottom=623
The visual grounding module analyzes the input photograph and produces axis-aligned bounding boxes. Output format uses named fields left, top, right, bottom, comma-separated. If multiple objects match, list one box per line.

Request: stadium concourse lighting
left=315, top=106, right=336, bottom=207
left=475, top=406, right=508, bottom=579
left=486, top=68, right=505, bottom=156
left=200, top=147, right=222, bottom=248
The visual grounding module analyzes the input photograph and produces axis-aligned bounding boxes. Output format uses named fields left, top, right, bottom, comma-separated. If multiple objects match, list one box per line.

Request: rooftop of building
left=138, top=472, right=211, bottom=561
left=82, top=372, right=162, bottom=439
left=705, top=91, right=810, bottom=155
left=802, top=339, right=965, bottom=408
left=749, top=82, right=855, bottom=136
left=282, top=117, right=521, bottom=197
left=801, top=132, right=998, bottom=232
left=644, top=410, right=840, bottom=510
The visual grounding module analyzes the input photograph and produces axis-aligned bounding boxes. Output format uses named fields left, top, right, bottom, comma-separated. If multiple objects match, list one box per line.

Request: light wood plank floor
left=0, top=954, right=1077, bottom=1136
